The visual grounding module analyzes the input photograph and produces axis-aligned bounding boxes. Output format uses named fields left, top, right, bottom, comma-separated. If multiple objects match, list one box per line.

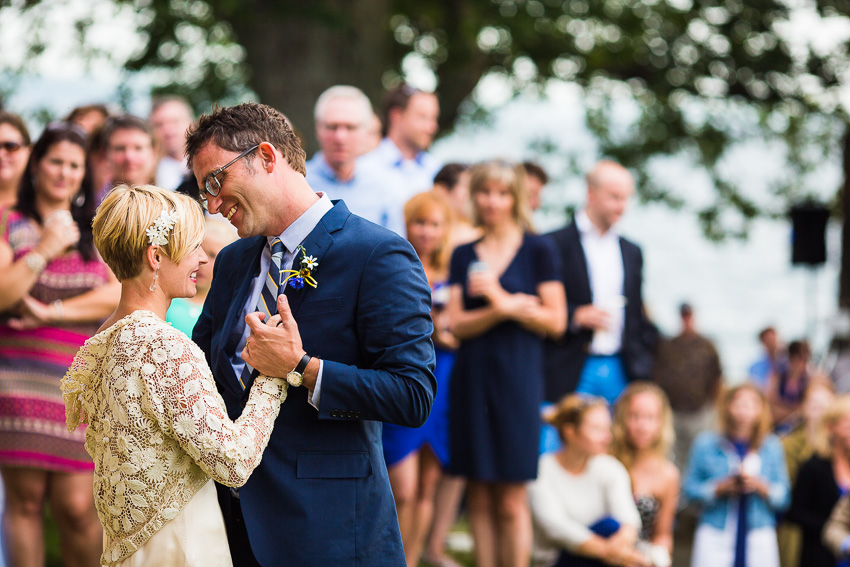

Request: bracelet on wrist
left=23, top=251, right=47, bottom=274
left=53, top=299, right=64, bottom=322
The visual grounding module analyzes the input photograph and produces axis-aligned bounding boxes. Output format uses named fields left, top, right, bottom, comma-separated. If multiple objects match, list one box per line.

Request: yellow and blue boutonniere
left=280, top=245, right=318, bottom=290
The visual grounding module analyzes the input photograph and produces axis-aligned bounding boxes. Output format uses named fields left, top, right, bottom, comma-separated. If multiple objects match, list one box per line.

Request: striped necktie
left=258, top=238, right=286, bottom=319
left=239, top=238, right=285, bottom=391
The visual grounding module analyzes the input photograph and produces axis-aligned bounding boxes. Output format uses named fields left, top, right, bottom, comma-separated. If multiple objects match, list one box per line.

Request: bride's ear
left=145, top=245, right=161, bottom=271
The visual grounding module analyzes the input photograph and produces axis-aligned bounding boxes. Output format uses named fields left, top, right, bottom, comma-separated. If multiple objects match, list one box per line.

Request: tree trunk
left=228, top=0, right=392, bottom=155
left=433, top=0, right=491, bottom=134
left=841, top=126, right=850, bottom=309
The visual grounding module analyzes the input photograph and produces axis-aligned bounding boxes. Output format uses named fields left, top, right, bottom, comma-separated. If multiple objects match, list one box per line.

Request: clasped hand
left=7, top=295, right=53, bottom=330
left=468, top=270, right=541, bottom=323
left=715, top=473, right=769, bottom=498
left=602, top=530, right=650, bottom=567
left=241, top=295, right=305, bottom=379
left=39, top=210, right=80, bottom=259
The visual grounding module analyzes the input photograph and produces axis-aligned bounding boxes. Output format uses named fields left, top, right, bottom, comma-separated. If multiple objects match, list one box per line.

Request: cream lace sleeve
left=140, top=325, right=288, bottom=488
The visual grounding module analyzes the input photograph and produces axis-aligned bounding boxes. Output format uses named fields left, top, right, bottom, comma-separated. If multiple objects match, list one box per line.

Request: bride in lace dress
left=61, top=184, right=288, bottom=566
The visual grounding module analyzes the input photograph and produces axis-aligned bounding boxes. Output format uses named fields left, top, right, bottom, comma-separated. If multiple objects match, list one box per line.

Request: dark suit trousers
left=215, top=482, right=263, bottom=567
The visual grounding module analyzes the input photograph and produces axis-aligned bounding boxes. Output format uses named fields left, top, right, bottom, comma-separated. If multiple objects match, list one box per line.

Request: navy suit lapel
left=619, top=236, right=635, bottom=296
left=567, top=221, right=593, bottom=303
left=284, top=201, right=347, bottom=314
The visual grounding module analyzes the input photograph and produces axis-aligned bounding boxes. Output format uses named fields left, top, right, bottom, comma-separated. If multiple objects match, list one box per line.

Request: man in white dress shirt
left=150, top=96, right=195, bottom=190
left=304, top=85, right=395, bottom=226
left=358, top=84, right=441, bottom=235
left=544, top=161, right=656, bottom=408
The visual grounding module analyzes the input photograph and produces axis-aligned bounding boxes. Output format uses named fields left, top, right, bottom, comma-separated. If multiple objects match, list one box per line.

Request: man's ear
left=257, top=141, right=278, bottom=173
left=388, top=107, right=403, bottom=127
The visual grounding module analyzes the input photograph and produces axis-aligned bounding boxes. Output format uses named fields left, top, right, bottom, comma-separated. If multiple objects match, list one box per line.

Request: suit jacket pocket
left=298, top=297, right=343, bottom=316
left=296, top=452, right=372, bottom=479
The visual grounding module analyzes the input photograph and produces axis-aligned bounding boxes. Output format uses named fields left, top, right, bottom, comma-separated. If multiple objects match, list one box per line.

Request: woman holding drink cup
left=446, top=160, right=566, bottom=567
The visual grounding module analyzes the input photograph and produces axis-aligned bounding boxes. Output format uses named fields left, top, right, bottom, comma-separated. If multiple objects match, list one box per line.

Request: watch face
left=286, top=371, right=303, bottom=387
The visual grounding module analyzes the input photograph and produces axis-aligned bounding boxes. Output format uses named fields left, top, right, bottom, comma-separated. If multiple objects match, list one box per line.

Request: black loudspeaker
left=790, top=203, right=830, bottom=266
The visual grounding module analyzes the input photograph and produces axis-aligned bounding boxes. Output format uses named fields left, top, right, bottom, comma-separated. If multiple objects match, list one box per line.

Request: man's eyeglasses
left=0, top=141, right=24, bottom=153
left=202, top=144, right=260, bottom=199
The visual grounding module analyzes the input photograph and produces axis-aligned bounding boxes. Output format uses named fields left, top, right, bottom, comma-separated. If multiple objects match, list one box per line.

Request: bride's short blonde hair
left=93, top=184, right=206, bottom=281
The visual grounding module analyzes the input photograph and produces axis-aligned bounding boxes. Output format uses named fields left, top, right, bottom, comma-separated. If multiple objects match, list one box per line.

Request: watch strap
left=293, top=353, right=311, bottom=375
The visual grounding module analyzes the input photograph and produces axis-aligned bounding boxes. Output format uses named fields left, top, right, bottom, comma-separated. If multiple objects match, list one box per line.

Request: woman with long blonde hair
left=447, top=160, right=566, bottom=567
left=777, top=377, right=834, bottom=567
left=786, top=392, right=850, bottom=567
left=611, top=382, right=679, bottom=567
left=683, top=383, right=790, bottom=567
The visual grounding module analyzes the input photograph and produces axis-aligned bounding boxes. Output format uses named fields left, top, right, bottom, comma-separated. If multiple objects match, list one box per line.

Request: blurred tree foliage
left=6, top=0, right=850, bottom=302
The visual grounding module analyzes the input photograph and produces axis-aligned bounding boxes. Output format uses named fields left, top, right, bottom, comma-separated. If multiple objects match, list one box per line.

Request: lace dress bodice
left=61, top=311, right=288, bottom=565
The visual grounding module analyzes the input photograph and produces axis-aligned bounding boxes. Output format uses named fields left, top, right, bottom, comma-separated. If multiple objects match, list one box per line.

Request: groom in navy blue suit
left=186, top=103, right=436, bottom=566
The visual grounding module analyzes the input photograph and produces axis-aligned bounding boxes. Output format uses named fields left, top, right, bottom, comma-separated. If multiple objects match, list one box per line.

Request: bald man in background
left=150, top=96, right=195, bottom=190
left=543, top=161, right=657, bottom=412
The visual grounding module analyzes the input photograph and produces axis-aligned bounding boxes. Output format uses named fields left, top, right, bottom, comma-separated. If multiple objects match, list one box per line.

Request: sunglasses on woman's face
left=0, top=141, right=24, bottom=153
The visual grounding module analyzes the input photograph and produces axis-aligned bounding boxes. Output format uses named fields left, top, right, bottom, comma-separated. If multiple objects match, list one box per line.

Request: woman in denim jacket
left=683, top=383, right=790, bottom=567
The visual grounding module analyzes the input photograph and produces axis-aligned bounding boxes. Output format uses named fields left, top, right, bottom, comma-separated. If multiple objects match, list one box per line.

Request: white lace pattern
left=61, top=310, right=288, bottom=565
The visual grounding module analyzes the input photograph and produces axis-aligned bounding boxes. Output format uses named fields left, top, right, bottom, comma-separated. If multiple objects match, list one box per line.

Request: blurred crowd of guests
left=1, top=81, right=850, bottom=567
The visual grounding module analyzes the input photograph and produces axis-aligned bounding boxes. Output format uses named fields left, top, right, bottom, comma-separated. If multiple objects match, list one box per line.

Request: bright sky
left=3, top=0, right=850, bottom=112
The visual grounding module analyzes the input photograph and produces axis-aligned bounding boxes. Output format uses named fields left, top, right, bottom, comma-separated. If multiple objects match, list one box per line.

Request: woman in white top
left=529, top=394, right=648, bottom=567
left=61, top=185, right=289, bottom=566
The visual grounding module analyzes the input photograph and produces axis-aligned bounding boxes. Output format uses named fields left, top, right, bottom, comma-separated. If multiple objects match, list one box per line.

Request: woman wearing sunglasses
left=0, top=111, right=31, bottom=209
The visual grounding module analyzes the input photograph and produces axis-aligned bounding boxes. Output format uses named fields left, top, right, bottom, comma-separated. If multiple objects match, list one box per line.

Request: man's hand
left=573, top=304, right=611, bottom=331
left=242, top=295, right=305, bottom=379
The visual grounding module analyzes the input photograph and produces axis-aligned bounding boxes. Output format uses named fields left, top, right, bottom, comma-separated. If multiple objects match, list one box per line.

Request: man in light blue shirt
left=305, top=86, right=395, bottom=229
left=358, top=84, right=441, bottom=235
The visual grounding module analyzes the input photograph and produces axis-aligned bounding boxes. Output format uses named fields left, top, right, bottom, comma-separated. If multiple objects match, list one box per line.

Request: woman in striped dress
left=0, top=122, right=119, bottom=566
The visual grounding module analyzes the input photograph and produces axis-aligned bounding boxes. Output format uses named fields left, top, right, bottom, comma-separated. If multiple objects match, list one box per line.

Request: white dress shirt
left=356, top=138, right=440, bottom=236
left=230, top=193, right=334, bottom=408
left=576, top=209, right=625, bottom=355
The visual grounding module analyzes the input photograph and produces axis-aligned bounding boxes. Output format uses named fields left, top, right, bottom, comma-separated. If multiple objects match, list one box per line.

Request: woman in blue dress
left=382, top=190, right=461, bottom=567
left=447, top=160, right=566, bottom=567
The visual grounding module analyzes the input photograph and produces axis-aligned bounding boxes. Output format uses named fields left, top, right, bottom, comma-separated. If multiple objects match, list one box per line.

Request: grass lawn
left=43, top=510, right=478, bottom=567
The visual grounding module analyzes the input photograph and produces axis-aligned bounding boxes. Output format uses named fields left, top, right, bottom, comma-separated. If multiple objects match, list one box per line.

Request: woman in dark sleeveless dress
left=446, top=160, right=565, bottom=567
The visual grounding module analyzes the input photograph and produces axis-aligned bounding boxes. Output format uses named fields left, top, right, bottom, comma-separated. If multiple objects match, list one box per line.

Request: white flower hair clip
left=146, top=209, right=179, bottom=247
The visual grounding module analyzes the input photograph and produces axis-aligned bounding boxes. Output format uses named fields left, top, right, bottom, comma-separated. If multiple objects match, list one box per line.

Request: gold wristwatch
left=286, top=353, right=311, bottom=387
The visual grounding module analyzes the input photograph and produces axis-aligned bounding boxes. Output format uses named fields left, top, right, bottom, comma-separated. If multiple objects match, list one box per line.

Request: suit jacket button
left=331, top=410, right=339, bottom=418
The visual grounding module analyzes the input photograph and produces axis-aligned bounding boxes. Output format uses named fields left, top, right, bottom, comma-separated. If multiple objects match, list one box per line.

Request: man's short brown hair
left=185, top=103, right=306, bottom=176
left=101, top=114, right=155, bottom=148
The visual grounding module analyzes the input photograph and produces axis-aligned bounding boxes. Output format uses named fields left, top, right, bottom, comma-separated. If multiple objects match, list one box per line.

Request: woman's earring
left=149, top=267, right=160, bottom=292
